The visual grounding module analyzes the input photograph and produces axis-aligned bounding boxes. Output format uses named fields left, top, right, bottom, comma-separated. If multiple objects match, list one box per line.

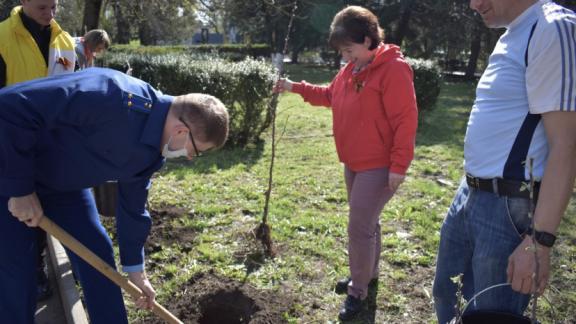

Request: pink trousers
left=344, top=166, right=395, bottom=299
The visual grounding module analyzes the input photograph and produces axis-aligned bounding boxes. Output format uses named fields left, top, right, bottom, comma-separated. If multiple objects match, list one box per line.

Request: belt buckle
left=492, top=178, right=500, bottom=196
left=467, top=174, right=480, bottom=189
left=472, top=177, right=480, bottom=188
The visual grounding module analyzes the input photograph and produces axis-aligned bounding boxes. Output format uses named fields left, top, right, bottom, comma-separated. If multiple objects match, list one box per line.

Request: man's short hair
left=172, top=93, right=229, bottom=149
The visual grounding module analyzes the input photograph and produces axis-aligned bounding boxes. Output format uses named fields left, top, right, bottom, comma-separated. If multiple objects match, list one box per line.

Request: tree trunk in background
left=0, top=0, right=20, bottom=21
left=138, top=19, right=156, bottom=45
left=265, top=13, right=276, bottom=54
left=465, top=20, right=483, bottom=80
left=291, top=44, right=304, bottom=64
left=82, top=0, right=103, bottom=32
left=135, top=2, right=156, bottom=46
left=387, top=0, right=415, bottom=46
left=111, top=0, right=130, bottom=44
left=332, top=53, right=341, bottom=69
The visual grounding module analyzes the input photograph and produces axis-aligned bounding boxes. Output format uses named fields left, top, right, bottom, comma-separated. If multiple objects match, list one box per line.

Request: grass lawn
left=122, top=64, right=575, bottom=323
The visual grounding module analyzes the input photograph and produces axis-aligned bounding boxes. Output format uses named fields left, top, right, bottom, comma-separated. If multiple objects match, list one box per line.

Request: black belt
left=466, top=174, right=539, bottom=201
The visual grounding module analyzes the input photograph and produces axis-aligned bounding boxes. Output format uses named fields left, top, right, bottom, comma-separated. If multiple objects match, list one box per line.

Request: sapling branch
left=527, top=158, right=540, bottom=324
left=256, top=0, right=298, bottom=257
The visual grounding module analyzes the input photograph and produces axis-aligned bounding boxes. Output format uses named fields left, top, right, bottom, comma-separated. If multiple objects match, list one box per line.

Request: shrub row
left=101, top=53, right=277, bottom=147
left=105, top=48, right=442, bottom=114
left=108, top=44, right=272, bottom=61
left=406, top=57, right=442, bottom=113
left=99, top=52, right=441, bottom=146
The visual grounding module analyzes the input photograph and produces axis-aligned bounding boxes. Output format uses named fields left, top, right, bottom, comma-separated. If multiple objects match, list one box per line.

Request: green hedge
left=406, top=58, right=442, bottom=113
left=108, top=44, right=272, bottom=61
left=97, top=52, right=440, bottom=145
left=101, top=53, right=277, bottom=147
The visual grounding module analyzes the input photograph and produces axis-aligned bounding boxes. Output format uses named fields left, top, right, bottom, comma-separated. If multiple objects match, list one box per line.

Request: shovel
left=38, top=216, right=183, bottom=324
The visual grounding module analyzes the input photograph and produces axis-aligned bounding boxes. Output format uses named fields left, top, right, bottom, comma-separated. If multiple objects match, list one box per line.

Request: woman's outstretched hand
left=274, top=78, right=294, bottom=93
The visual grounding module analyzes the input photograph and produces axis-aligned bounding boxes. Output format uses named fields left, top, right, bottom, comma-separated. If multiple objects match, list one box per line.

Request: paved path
left=34, top=236, right=89, bottom=324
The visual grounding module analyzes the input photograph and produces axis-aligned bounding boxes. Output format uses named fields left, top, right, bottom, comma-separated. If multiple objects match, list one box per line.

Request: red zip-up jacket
left=292, top=43, right=418, bottom=174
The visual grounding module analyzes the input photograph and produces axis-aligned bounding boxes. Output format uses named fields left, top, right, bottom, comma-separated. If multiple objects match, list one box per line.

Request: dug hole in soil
left=145, top=271, right=292, bottom=324
left=142, top=208, right=294, bottom=324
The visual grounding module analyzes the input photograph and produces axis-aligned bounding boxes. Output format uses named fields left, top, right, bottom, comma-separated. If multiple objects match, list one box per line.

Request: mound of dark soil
left=146, top=271, right=293, bottom=324
left=146, top=207, right=197, bottom=252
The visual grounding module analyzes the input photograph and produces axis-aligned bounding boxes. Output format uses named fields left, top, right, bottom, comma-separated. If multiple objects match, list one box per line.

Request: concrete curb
left=47, top=235, right=89, bottom=324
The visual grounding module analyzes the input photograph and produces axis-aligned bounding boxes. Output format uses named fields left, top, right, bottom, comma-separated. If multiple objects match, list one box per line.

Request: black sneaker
left=338, top=295, right=363, bottom=321
left=334, top=277, right=378, bottom=295
left=334, top=277, right=351, bottom=294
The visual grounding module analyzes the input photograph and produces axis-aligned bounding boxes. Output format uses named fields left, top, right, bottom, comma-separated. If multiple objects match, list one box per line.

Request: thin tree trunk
left=135, top=2, right=155, bottom=46
left=465, top=20, right=483, bottom=80
left=388, top=0, right=415, bottom=46
left=138, top=20, right=156, bottom=46
left=290, top=44, right=304, bottom=64
left=82, top=0, right=103, bottom=32
left=332, top=52, right=341, bottom=69
left=111, top=0, right=130, bottom=44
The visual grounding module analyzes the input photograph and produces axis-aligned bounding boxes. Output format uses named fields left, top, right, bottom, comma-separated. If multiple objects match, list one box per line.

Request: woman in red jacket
left=275, top=5, right=418, bottom=320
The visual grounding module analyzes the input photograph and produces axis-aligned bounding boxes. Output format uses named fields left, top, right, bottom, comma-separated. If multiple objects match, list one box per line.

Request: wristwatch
left=526, top=228, right=557, bottom=247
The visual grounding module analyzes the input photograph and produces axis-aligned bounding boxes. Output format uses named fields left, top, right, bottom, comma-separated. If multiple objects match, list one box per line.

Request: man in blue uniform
left=0, top=67, right=229, bottom=324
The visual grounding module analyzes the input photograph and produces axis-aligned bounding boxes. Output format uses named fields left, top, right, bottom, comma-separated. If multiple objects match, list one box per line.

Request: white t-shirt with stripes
left=464, top=0, right=575, bottom=181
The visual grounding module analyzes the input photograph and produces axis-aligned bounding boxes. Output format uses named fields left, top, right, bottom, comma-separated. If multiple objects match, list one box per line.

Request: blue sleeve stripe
left=562, top=16, right=575, bottom=111
left=555, top=20, right=567, bottom=110
left=554, top=9, right=576, bottom=111
left=554, top=21, right=570, bottom=111
left=122, top=264, right=144, bottom=273
left=570, top=20, right=576, bottom=111
left=563, top=19, right=574, bottom=111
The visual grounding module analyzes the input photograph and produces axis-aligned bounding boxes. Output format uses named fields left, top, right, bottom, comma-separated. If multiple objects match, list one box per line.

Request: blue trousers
left=432, top=179, right=531, bottom=324
left=0, top=189, right=128, bottom=324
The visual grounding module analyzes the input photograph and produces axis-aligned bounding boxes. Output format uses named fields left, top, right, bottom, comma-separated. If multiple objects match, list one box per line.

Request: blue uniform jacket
left=0, top=67, right=174, bottom=271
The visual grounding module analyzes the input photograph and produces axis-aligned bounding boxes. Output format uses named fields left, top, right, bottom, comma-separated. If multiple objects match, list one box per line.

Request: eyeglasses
left=179, top=118, right=202, bottom=158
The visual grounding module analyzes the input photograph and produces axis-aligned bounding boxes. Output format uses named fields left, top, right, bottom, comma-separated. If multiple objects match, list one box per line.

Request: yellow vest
left=0, top=6, right=75, bottom=86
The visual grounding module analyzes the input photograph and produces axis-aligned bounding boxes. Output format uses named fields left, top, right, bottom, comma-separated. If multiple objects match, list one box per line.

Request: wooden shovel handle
left=38, top=216, right=183, bottom=324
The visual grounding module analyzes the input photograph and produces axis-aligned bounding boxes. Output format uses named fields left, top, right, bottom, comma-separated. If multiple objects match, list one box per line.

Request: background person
left=0, top=0, right=75, bottom=88
left=74, top=29, right=110, bottom=70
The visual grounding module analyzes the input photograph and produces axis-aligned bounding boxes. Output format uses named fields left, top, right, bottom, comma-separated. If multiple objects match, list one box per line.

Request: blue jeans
left=433, top=179, right=531, bottom=324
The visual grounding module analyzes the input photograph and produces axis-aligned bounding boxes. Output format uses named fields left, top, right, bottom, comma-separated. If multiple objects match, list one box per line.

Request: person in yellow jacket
left=0, top=0, right=76, bottom=303
left=0, top=0, right=76, bottom=88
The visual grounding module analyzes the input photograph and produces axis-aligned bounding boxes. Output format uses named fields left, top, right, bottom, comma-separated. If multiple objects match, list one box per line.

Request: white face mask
left=162, top=135, right=189, bottom=159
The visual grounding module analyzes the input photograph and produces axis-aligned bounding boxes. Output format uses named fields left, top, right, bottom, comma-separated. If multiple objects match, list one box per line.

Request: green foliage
left=188, top=44, right=272, bottom=60
left=108, top=44, right=272, bottom=61
left=0, top=0, right=20, bottom=21
left=107, top=45, right=190, bottom=55
left=406, top=57, right=442, bottom=113
left=101, top=52, right=277, bottom=146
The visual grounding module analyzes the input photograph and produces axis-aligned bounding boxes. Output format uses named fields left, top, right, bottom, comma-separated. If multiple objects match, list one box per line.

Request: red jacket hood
left=352, top=43, right=405, bottom=71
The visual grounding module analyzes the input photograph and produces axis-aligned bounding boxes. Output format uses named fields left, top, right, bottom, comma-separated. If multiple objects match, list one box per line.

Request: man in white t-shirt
left=433, top=1, right=576, bottom=323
